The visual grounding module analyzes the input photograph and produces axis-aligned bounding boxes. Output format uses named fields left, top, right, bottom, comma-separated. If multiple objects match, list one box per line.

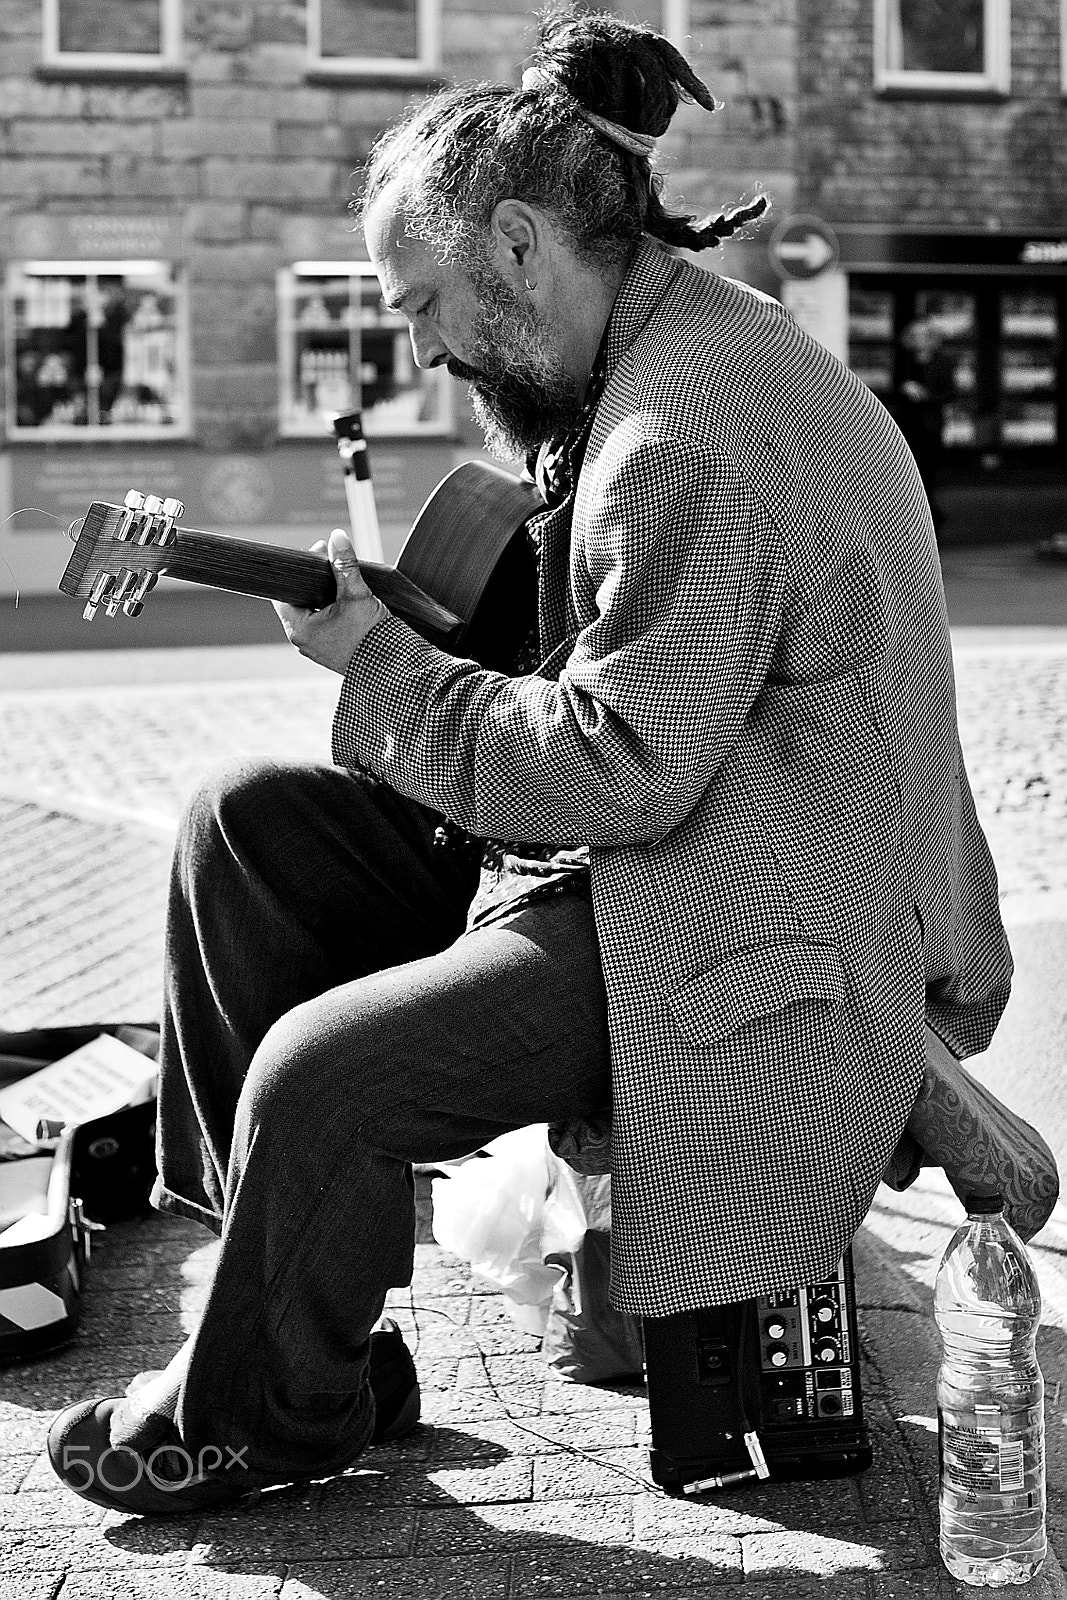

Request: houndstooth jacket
left=332, top=239, right=1013, bottom=1316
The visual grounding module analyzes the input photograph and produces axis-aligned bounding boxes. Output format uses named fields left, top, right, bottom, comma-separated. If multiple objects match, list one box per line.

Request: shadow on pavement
left=1, top=1206, right=938, bottom=1596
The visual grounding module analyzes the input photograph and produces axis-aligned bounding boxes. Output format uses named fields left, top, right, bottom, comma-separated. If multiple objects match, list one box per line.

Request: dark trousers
left=154, top=760, right=612, bottom=1477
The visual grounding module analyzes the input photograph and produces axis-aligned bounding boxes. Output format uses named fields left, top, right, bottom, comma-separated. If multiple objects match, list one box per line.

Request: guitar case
left=0, top=1023, right=159, bottom=1362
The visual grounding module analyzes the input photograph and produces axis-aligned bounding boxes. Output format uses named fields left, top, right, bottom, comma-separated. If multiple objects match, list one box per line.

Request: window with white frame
left=5, top=260, right=189, bottom=439
left=43, top=0, right=182, bottom=69
left=307, top=0, right=440, bottom=76
left=874, top=0, right=1010, bottom=94
left=278, top=263, right=451, bottom=437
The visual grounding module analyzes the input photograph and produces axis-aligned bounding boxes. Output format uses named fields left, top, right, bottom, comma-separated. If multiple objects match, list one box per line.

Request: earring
left=524, top=276, right=536, bottom=292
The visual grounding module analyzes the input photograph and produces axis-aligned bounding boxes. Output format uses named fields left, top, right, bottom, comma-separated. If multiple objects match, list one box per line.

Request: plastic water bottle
left=935, top=1191, right=1046, bottom=1586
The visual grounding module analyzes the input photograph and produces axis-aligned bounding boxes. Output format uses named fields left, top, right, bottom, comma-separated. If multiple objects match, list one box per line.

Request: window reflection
left=847, top=277, right=1062, bottom=454
left=8, top=261, right=187, bottom=437
left=319, top=0, right=418, bottom=61
left=898, top=0, right=983, bottom=73
left=58, top=0, right=162, bottom=54
left=278, top=264, right=450, bottom=437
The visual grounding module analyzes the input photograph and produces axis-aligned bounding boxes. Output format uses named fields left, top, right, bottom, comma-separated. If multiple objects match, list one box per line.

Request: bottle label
left=940, top=1405, right=1027, bottom=1495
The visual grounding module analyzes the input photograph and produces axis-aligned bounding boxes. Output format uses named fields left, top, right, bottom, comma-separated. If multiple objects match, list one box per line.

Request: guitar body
left=60, top=460, right=543, bottom=671
left=397, top=462, right=540, bottom=672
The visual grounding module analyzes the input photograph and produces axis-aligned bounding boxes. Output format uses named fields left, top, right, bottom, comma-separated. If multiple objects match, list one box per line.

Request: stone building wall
left=0, top=1, right=798, bottom=448
left=0, top=0, right=536, bottom=449
left=795, top=0, right=1067, bottom=232
left=679, top=0, right=797, bottom=223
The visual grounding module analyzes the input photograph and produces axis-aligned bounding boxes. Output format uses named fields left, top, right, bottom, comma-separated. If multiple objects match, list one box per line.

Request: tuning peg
left=128, top=491, right=163, bottom=545
left=122, top=571, right=156, bottom=617
left=104, top=568, right=138, bottom=617
left=83, top=571, right=113, bottom=621
left=156, top=496, right=184, bottom=547
left=118, top=489, right=147, bottom=543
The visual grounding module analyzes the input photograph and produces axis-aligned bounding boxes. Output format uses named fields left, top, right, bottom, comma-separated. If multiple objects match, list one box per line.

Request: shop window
left=911, top=289, right=980, bottom=446
left=5, top=260, right=189, bottom=439
left=306, top=0, right=440, bottom=76
left=873, top=0, right=1010, bottom=94
left=42, top=0, right=182, bottom=69
left=277, top=263, right=451, bottom=438
left=1000, top=290, right=1059, bottom=445
left=847, top=276, right=1062, bottom=457
left=846, top=286, right=896, bottom=400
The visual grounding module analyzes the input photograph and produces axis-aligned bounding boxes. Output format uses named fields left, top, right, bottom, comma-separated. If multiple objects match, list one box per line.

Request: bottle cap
left=964, top=1191, right=1003, bottom=1214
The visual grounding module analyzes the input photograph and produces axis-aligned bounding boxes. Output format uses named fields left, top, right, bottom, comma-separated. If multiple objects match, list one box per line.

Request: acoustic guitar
left=59, top=460, right=542, bottom=673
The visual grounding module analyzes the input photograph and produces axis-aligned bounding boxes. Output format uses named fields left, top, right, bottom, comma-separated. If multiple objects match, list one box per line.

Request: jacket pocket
left=668, top=941, right=846, bottom=1046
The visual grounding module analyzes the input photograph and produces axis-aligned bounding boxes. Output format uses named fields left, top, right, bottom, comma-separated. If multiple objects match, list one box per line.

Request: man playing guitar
left=49, top=10, right=1035, bottom=1515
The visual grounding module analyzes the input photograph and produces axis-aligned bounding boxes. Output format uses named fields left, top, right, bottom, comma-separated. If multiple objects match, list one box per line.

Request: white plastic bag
left=541, top=1160, right=645, bottom=1383
left=431, top=1125, right=645, bottom=1379
left=430, top=1125, right=564, bottom=1334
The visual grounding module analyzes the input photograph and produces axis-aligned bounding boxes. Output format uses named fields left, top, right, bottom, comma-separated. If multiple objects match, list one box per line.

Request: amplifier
left=643, top=1248, right=872, bottom=1491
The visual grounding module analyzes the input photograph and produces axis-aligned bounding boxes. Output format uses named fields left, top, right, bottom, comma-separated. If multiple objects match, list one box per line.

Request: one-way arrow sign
left=768, top=215, right=840, bottom=280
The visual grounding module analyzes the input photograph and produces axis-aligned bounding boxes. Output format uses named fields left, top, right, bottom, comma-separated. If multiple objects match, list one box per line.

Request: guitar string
left=0, top=506, right=73, bottom=608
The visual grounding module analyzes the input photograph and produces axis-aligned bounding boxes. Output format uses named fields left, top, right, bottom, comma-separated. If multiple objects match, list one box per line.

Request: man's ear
left=489, top=199, right=542, bottom=289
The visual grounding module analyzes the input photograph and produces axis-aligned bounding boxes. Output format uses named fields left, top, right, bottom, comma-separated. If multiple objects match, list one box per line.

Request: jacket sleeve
left=331, top=434, right=785, bottom=847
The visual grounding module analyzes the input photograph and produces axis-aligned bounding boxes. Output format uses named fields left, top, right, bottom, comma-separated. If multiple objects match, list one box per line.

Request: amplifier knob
left=764, top=1317, right=787, bottom=1340
left=766, top=1343, right=789, bottom=1367
left=811, top=1299, right=836, bottom=1324
left=814, top=1339, right=839, bottom=1363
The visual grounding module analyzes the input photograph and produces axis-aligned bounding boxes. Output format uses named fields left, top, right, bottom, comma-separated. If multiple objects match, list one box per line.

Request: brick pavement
left=951, top=641, right=1067, bottom=904
left=0, top=673, right=336, bottom=1029
left=1, top=636, right=1067, bottom=1599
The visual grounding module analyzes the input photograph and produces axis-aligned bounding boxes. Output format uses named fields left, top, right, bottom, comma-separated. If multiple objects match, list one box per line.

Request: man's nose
left=409, top=322, right=448, bottom=370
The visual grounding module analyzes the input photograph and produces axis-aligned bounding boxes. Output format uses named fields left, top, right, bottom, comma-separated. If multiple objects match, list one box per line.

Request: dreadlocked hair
left=357, top=6, right=769, bottom=274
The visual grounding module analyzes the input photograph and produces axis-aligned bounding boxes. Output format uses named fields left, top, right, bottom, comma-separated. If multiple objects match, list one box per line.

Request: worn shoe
left=48, top=1321, right=420, bottom=1514
left=906, top=1029, right=1060, bottom=1242
left=369, top=1317, right=420, bottom=1443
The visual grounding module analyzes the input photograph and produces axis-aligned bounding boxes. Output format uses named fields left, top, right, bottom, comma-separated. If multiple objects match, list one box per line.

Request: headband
left=520, top=65, right=657, bottom=160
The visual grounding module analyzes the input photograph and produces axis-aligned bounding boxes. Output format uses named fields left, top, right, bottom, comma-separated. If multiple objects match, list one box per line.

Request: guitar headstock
left=59, top=491, right=185, bottom=619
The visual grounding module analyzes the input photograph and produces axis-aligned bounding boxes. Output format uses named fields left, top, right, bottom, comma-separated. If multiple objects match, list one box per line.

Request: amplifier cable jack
left=681, top=1466, right=760, bottom=1494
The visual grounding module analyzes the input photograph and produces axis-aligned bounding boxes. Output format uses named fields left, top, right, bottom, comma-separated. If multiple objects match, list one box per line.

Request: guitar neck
left=162, top=526, right=334, bottom=608
left=124, top=524, right=463, bottom=647
left=62, top=463, right=541, bottom=654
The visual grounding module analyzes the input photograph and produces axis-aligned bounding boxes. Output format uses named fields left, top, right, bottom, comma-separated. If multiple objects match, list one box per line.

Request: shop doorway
left=847, top=273, right=1066, bottom=540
